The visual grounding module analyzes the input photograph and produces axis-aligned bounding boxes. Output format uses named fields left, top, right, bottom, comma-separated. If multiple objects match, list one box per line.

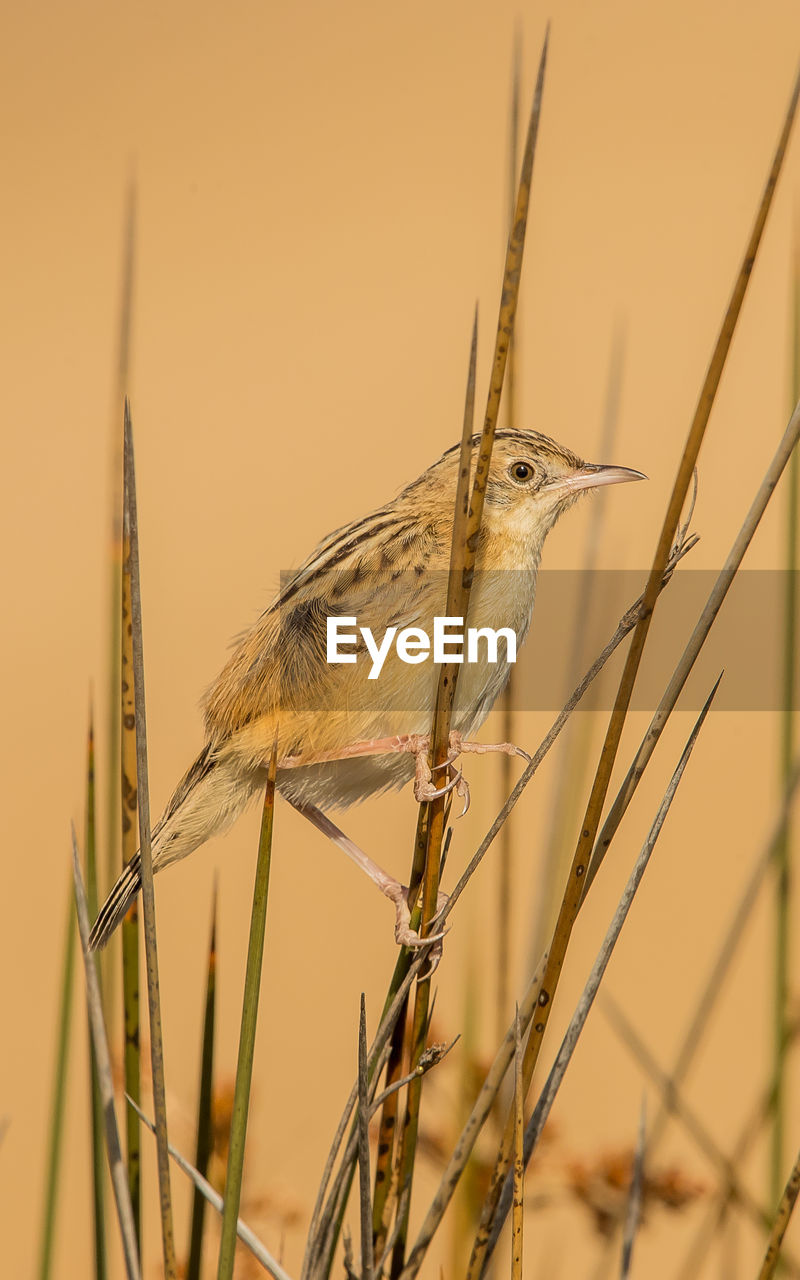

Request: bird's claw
left=456, top=773, right=471, bottom=816
left=384, top=882, right=448, bottom=949
left=382, top=884, right=450, bottom=975
left=414, top=765, right=464, bottom=804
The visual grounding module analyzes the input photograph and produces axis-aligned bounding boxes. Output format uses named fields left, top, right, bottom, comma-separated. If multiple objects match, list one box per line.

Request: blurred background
left=3, top=0, right=800, bottom=1274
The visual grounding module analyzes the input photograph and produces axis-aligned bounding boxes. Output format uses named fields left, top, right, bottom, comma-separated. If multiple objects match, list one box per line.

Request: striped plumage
left=89, top=430, right=642, bottom=950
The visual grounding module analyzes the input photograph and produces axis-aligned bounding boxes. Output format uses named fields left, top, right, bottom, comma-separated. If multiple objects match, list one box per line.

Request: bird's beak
left=545, top=463, right=647, bottom=496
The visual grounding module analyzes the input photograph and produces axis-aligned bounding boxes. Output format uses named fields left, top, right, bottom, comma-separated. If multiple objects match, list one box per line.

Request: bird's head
left=477, top=429, right=645, bottom=552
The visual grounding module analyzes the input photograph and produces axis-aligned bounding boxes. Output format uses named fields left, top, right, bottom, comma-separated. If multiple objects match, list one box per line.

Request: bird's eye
left=510, top=461, right=533, bottom=483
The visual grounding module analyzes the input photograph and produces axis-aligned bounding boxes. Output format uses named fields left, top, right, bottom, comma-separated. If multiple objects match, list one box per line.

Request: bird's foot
left=384, top=881, right=449, bottom=954
left=279, top=731, right=529, bottom=821
left=391, top=731, right=530, bottom=814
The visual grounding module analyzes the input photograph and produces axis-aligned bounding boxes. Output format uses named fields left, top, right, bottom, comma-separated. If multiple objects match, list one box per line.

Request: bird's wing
left=202, top=510, right=450, bottom=742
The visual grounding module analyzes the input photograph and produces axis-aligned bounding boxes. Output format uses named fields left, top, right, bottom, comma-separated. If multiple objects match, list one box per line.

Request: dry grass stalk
left=123, top=402, right=177, bottom=1275
left=496, top=22, right=523, bottom=1042
left=674, top=1016, right=800, bottom=1279
left=758, top=1143, right=800, bottom=1280
left=619, top=1100, right=646, bottom=1278
left=120, top=393, right=141, bottom=1245
left=603, top=994, right=800, bottom=1274
left=770, top=226, right=800, bottom=1205
left=105, top=177, right=137, bottom=930
left=469, top=68, right=800, bottom=1274
left=481, top=678, right=720, bottom=1268
left=71, top=827, right=140, bottom=1279
left=357, top=995, right=375, bottom=1280
left=400, top=951, right=548, bottom=1277
left=390, top=33, right=551, bottom=1273
left=585, top=393, right=800, bottom=897
left=128, top=1097, right=293, bottom=1280
left=510, top=1007, right=524, bottom=1280
left=646, top=759, right=800, bottom=1158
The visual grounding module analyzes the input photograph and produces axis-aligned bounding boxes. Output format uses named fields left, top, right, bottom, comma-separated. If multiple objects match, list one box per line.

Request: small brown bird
left=89, top=430, right=643, bottom=950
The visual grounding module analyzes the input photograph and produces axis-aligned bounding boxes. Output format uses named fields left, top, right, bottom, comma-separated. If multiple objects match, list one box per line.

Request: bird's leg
left=405, top=734, right=530, bottom=812
left=278, top=731, right=529, bottom=811
left=446, top=736, right=532, bottom=812
left=285, top=796, right=447, bottom=949
left=278, top=734, right=463, bottom=803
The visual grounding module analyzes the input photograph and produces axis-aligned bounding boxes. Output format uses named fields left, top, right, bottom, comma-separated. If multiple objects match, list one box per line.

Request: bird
left=89, top=429, right=643, bottom=951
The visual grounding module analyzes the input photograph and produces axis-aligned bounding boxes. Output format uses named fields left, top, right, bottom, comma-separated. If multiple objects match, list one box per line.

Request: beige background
left=3, top=1, right=800, bottom=1275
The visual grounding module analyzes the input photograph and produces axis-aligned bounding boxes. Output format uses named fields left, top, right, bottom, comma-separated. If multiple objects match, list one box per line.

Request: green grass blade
left=71, top=826, right=141, bottom=1280
left=124, top=401, right=177, bottom=1276
left=37, top=881, right=76, bottom=1280
left=84, top=708, right=108, bottom=1280
left=187, top=885, right=219, bottom=1280
left=217, top=740, right=278, bottom=1280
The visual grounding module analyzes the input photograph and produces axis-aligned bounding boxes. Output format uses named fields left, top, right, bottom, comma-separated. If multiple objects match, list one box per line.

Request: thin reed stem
left=187, top=886, right=218, bottom=1280
left=510, top=1007, right=523, bottom=1280
left=124, top=403, right=176, bottom=1275
left=357, top=995, right=374, bottom=1280
left=482, top=679, right=720, bottom=1268
left=217, top=743, right=278, bottom=1279
left=120, top=405, right=141, bottom=1245
left=772, top=225, right=800, bottom=1204
left=85, top=710, right=108, bottom=1280
left=391, top=35, right=549, bottom=1273
left=468, top=67, right=800, bottom=1271
left=72, top=828, right=140, bottom=1280
left=496, top=21, right=523, bottom=1043
left=619, top=1100, right=646, bottom=1279
left=759, top=1142, right=800, bottom=1280
left=105, top=179, right=137, bottom=974
left=129, top=1097, right=293, bottom=1280
left=603, top=995, right=800, bottom=1265
left=37, top=885, right=76, bottom=1280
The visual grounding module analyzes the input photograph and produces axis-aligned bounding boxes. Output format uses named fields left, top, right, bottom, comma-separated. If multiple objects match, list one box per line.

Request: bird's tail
left=88, top=744, right=265, bottom=951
